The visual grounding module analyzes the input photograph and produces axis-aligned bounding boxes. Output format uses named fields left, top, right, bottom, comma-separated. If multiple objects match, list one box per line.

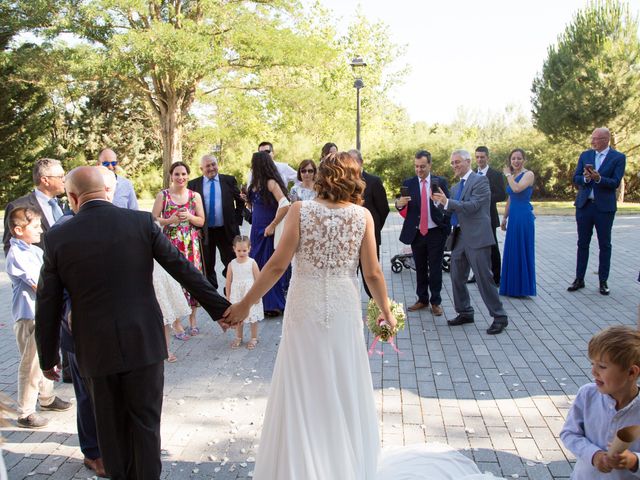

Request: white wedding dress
left=253, top=201, right=503, bottom=480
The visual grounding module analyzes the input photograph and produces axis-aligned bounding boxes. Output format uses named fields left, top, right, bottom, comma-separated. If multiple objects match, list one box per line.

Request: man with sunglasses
left=97, top=149, right=139, bottom=210
left=3, top=158, right=67, bottom=256
left=247, top=141, right=298, bottom=187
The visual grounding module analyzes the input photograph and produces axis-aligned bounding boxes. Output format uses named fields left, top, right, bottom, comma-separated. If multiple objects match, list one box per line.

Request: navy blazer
left=398, top=175, right=451, bottom=245
left=187, top=174, right=245, bottom=244
left=573, top=148, right=626, bottom=213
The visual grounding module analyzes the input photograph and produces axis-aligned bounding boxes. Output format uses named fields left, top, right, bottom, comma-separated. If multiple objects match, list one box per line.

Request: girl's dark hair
left=169, top=161, right=191, bottom=175
left=320, top=142, right=338, bottom=160
left=249, top=151, right=289, bottom=205
left=508, top=148, right=526, bottom=163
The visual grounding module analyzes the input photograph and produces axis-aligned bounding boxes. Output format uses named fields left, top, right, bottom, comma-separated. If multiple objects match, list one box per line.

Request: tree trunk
left=617, top=177, right=625, bottom=203
left=159, top=102, right=183, bottom=188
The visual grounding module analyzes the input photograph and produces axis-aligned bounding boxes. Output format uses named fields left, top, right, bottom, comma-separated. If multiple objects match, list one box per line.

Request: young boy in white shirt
left=5, top=207, right=71, bottom=428
left=561, top=325, right=640, bottom=478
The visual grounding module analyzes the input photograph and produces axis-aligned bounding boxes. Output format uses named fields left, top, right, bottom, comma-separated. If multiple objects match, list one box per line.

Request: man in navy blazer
left=396, top=150, right=451, bottom=316
left=568, top=127, right=626, bottom=295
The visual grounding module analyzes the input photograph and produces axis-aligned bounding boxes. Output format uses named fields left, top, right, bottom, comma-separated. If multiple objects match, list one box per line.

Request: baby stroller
left=391, top=246, right=451, bottom=274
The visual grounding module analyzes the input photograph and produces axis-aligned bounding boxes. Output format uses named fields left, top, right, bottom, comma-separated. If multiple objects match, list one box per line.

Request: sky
left=314, top=0, right=640, bottom=124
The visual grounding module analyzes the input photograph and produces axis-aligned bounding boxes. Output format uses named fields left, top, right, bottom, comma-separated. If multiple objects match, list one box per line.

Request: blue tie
left=207, top=179, right=216, bottom=227
left=48, top=198, right=63, bottom=222
left=450, top=179, right=465, bottom=227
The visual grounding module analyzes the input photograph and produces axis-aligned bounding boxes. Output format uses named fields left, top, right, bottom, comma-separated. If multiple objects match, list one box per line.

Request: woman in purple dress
left=247, top=151, right=290, bottom=316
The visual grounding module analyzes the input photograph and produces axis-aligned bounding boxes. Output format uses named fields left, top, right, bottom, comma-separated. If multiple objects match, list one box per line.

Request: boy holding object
left=560, top=326, right=640, bottom=478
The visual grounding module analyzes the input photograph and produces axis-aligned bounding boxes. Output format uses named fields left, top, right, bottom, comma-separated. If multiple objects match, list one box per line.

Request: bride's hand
left=224, top=301, right=250, bottom=326
left=378, top=312, right=396, bottom=329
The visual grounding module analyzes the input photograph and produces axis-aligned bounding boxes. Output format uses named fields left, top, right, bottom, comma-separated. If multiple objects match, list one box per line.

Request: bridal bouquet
left=366, top=298, right=406, bottom=355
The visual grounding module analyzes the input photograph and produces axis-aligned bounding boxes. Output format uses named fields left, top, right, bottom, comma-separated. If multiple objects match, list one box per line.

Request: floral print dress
left=160, top=189, right=202, bottom=306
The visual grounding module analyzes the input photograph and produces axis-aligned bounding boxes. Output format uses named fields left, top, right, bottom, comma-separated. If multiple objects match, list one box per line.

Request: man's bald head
left=65, top=166, right=107, bottom=212
left=96, top=166, right=117, bottom=202
left=98, top=148, right=118, bottom=171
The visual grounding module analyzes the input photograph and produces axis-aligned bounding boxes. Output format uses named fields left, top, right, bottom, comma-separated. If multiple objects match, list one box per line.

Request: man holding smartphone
left=396, top=150, right=451, bottom=316
left=568, top=127, right=626, bottom=295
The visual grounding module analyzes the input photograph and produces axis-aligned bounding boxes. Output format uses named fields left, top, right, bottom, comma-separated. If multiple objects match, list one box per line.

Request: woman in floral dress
left=151, top=161, right=206, bottom=339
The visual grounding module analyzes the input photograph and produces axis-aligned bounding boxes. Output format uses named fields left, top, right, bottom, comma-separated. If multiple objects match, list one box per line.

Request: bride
left=226, top=152, right=502, bottom=479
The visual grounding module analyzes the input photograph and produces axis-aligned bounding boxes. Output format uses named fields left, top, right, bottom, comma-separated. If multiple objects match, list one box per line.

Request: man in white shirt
left=247, top=142, right=298, bottom=187
left=3, top=158, right=66, bottom=256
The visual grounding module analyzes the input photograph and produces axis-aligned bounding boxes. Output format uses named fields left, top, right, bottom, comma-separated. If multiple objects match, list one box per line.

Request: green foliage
left=532, top=0, right=640, bottom=146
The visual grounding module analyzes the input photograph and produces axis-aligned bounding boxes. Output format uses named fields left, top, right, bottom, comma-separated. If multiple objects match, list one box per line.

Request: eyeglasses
left=262, top=149, right=272, bottom=154
left=102, top=161, right=118, bottom=167
left=300, top=169, right=315, bottom=174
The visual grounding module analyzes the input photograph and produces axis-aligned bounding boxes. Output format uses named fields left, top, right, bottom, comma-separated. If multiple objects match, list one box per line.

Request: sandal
left=230, top=337, right=243, bottom=349
left=188, top=326, right=200, bottom=336
left=167, top=353, right=177, bottom=363
left=247, top=338, right=259, bottom=350
left=174, top=332, right=190, bottom=341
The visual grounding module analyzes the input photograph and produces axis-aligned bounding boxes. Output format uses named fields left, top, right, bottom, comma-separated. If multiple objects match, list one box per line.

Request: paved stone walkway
left=0, top=212, right=638, bottom=479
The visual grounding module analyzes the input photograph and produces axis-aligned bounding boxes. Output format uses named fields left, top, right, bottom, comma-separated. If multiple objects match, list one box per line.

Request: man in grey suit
left=432, top=149, right=508, bottom=335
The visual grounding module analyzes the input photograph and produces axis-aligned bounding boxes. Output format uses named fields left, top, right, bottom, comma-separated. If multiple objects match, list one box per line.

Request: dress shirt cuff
left=584, top=445, right=604, bottom=467
left=395, top=202, right=406, bottom=211
left=595, top=176, right=601, bottom=184
left=631, top=452, right=640, bottom=476
left=584, top=176, right=591, bottom=183
left=444, top=199, right=449, bottom=210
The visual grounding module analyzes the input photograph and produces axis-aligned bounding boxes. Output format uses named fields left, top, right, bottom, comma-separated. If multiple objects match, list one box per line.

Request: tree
left=34, top=0, right=331, bottom=185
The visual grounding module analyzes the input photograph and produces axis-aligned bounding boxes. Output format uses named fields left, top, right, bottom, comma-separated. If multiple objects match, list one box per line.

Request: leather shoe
left=84, top=457, right=108, bottom=478
left=599, top=281, right=610, bottom=296
left=567, top=278, right=585, bottom=292
left=466, top=275, right=476, bottom=284
left=430, top=304, right=443, bottom=316
left=447, top=314, right=474, bottom=326
left=487, top=316, right=508, bottom=334
left=408, top=301, right=429, bottom=312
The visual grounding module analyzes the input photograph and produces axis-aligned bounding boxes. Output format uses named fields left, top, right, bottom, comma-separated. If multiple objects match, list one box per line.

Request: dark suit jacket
left=484, top=167, right=507, bottom=230
left=35, top=200, right=230, bottom=378
left=398, top=175, right=451, bottom=245
left=573, top=148, right=626, bottom=212
left=3, top=191, right=50, bottom=255
left=187, top=174, right=244, bottom=244
left=362, top=171, right=390, bottom=246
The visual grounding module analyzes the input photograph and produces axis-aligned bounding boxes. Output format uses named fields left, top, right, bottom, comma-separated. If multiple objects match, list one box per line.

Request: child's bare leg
left=231, top=322, right=243, bottom=348
left=247, top=323, right=259, bottom=350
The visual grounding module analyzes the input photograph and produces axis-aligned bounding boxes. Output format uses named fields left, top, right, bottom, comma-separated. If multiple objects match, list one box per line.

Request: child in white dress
left=226, top=235, right=263, bottom=349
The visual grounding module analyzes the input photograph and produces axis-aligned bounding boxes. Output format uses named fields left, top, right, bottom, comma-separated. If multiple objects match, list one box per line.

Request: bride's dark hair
left=315, top=152, right=365, bottom=205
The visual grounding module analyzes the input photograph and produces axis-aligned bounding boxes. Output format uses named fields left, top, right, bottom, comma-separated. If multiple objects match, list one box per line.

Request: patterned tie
left=419, top=179, right=429, bottom=236
left=450, top=179, right=466, bottom=227
left=207, top=179, right=216, bottom=227
left=48, top=198, right=63, bottom=222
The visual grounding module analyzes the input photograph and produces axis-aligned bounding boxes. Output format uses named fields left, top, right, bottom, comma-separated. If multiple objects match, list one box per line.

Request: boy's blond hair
left=588, top=326, right=640, bottom=369
left=8, top=207, right=41, bottom=236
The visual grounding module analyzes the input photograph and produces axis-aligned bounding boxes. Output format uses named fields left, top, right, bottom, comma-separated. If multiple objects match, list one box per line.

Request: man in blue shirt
left=97, top=148, right=139, bottom=210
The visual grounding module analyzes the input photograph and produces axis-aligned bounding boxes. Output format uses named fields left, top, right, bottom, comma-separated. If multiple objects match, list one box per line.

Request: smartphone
left=431, top=179, right=440, bottom=193
left=400, top=186, right=410, bottom=197
left=585, top=163, right=595, bottom=173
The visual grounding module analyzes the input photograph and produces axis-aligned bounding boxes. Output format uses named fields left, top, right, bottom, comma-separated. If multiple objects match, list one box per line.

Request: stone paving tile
left=0, top=213, right=639, bottom=478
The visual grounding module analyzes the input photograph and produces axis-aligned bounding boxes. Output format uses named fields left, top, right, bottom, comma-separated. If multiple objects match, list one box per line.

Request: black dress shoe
left=486, top=322, right=506, bottom=335
left=466, top=276, right=476, bottom=284
left=447, top=314, right=474, bottom=326
left=599, top=281, right=610, bottom=295
left=567, top=279, right=585, bottom=292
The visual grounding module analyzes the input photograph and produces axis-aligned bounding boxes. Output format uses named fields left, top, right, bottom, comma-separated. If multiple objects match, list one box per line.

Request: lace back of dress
left=294, top=201, right=366, bottom=277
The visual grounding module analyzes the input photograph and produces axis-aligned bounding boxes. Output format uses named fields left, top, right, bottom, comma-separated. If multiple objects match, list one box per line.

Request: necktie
left=207, top=179, right=216, bottom=227
left=48, top=198, right=63, bottom=222
left=419, top=179, right=429, bottom=236
left=450, top=179, right=466, bottom=227
left=477, top=170, right=483, bottom=175
left=596, top=152, right=604, bottom=170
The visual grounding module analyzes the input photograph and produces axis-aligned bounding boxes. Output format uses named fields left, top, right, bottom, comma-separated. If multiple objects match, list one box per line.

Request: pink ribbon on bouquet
left=367, top=335, right=402, bottom=356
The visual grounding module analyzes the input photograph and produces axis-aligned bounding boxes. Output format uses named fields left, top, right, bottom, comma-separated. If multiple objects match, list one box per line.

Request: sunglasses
left=102, top=161, right=118, bottom=167
left=262, top=149, right=272, bottom=153
left=300, top=169, right=315, bottom=174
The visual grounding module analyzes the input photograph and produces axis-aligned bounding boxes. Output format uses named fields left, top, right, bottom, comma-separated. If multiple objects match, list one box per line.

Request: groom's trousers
left=85, top=361, right=164, bottom=480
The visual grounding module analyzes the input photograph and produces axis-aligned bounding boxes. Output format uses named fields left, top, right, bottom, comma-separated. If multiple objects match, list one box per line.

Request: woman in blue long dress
left=248, top=151, right=290, bottom=315
left=500, top=148, right=536, bottom=297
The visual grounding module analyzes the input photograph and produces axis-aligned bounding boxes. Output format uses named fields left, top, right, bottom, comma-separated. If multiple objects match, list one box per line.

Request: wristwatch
left=505, top=173, right=512, bottom=177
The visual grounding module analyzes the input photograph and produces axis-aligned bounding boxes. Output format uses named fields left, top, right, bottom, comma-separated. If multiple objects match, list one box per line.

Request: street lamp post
left=350, top=56, right=367, bottom=151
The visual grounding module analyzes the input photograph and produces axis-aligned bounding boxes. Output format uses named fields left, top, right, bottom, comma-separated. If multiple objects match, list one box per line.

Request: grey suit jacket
left=445, top=172, right=495, bottom=249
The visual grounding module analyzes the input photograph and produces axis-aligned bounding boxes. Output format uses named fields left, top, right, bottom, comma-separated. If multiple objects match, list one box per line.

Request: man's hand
left=593, top=451, right=613, bottom=473
left=591, top=170, right=601, bottom=183
left=224, top=302, right=250, bottom=326
left=43, top=365, right=61, bottom=382
left=396, top=196, right=411, bottom=209
left=431, top=190, right=447, bottom=205
left=609, top=450, right=639, bottom=471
